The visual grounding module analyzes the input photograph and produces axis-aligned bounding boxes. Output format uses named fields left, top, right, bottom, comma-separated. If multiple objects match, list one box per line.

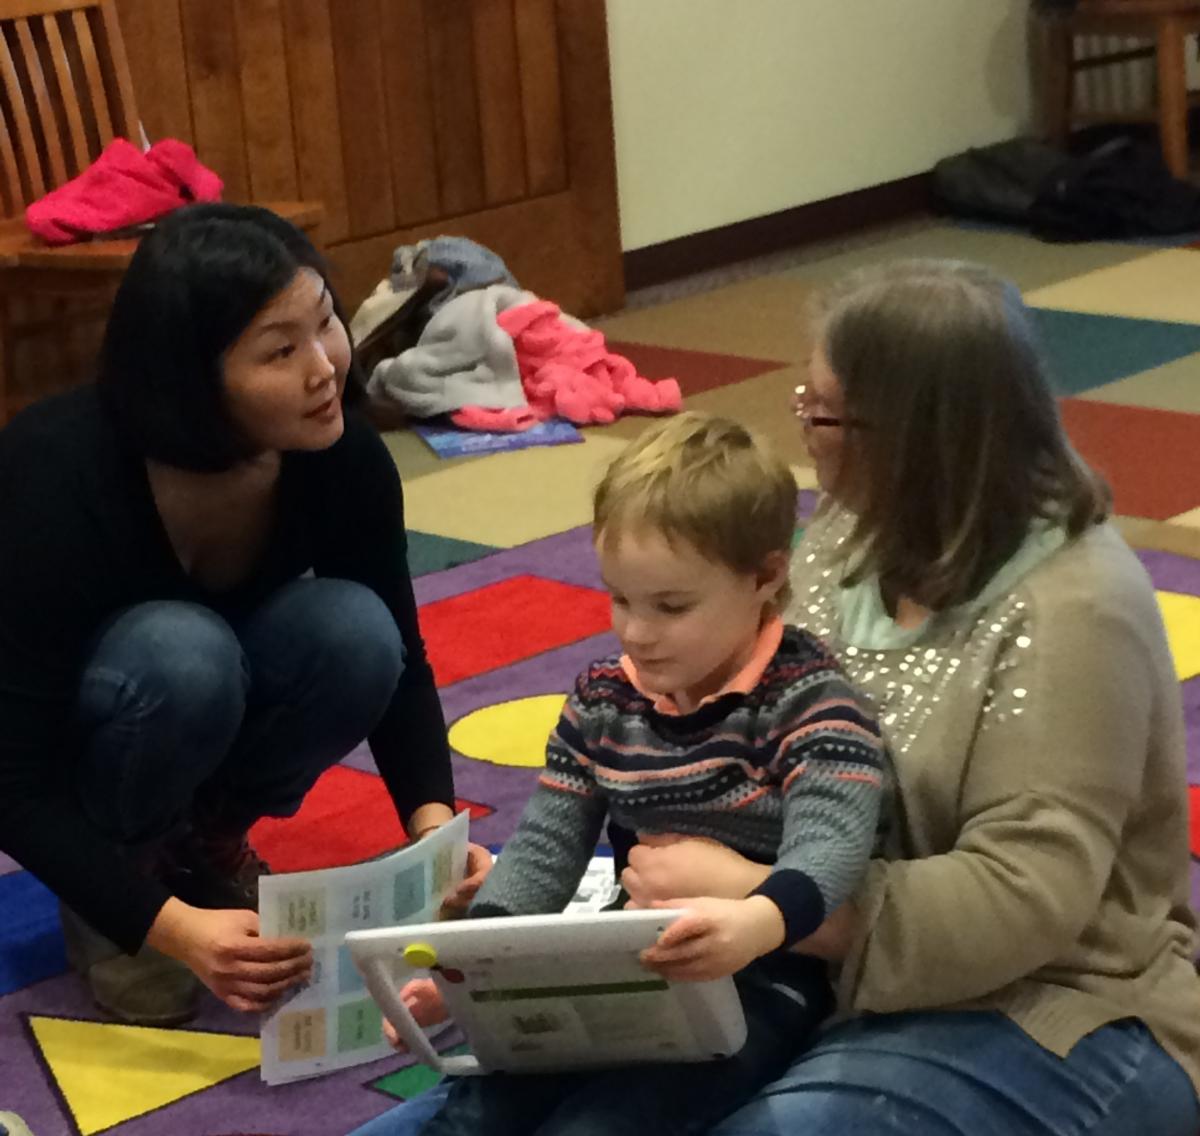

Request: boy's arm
left=468, top=682, right=609, bottom=917
left=643, top=666, right=887, bottom=983
left=749, top=672, right=886, bottom=946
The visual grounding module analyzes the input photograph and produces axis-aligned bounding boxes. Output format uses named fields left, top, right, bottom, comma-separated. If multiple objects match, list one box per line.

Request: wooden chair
left=0, top=0, right=322, bottom=423
left=1034, top=0, right=1200, bottom=179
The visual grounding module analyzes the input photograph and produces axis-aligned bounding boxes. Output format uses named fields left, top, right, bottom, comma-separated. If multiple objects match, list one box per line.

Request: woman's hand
left=146, top=897, right=312, bottom=1012
left=382, top=977, right=448, bottom=1050
left=440, top=842, right=493, bottom=918
left=622, top=834, right=771, bottom=906
left=405, top=805, right=494, bottom=917
left=639, top=896, right=785, bottom=981
left=621, top=834, right=862, bottom=964
left=789, top=901, right=858, bottom=963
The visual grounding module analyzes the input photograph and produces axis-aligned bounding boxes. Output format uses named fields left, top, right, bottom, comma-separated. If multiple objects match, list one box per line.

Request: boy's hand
left=638, top=896, right=785, bottom=982
left=405, top=808, right=492, bottom=917
left=382, top=977, right=448, bottom=1050
left=439, top=843, right=493, bottom=918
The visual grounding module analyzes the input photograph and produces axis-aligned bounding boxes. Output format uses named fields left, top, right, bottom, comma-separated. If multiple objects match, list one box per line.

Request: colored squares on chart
left=342, top=883, right=382, bottom=929
left=338, top=999, right=383, bottom=1052
left=278, top=1008, right=327, bottom=1062
left=393, top=863, right=426, bottom=920
left=302, top=953, right=325, bottom=992
left=337, top=945, right=366, bottom=996
left=278, top=890, right=326, bottom=936
left=432, top=846, right=453, bottom=896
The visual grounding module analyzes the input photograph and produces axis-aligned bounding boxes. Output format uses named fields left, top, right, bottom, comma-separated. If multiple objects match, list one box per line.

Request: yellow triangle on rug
left=27, top=1014, right=260, bottom=1135
left=1158, top=590, right=1200, bottom=681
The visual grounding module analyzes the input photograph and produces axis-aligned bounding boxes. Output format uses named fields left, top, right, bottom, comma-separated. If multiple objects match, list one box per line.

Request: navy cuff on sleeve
left=467, top=901, right=510, bottom=920
left=750, top=869, right=826, bottom=948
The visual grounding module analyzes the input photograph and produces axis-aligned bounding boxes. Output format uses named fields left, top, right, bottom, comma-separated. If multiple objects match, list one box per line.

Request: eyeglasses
left=792, top=385, right=867, bottom=429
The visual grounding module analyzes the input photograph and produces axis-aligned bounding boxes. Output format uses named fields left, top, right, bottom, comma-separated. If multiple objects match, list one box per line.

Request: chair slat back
left=0, top=0, right=141, bottom=218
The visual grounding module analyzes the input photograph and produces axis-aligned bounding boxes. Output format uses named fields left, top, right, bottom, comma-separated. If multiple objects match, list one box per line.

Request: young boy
left=400, top=412, right=887, bottom=1136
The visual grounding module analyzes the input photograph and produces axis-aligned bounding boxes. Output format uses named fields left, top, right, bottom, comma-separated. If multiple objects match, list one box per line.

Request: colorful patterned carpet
left=6, top=218, right=1200, bottom=1134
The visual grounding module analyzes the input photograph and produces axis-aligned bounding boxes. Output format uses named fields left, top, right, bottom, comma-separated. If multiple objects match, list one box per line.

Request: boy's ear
left=756, top=550, right=790, bottom=597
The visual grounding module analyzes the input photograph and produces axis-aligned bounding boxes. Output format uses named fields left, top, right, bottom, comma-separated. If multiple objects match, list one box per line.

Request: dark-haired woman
left=0, top=204, right=487, bottom=1025
left=350, top=260, right=1200, bottom=1136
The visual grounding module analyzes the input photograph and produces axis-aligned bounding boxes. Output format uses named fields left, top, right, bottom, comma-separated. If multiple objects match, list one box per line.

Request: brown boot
left=59, top=903, right=199, bottom=1027
left=162, top=820, right=271, bottom=911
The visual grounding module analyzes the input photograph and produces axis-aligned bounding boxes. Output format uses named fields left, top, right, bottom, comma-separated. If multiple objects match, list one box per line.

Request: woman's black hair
left=97, top=202, right=364, bottom=471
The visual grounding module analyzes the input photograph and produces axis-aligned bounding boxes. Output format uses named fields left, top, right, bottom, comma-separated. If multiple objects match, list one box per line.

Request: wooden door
left=116, top=0, right=624, bottom=317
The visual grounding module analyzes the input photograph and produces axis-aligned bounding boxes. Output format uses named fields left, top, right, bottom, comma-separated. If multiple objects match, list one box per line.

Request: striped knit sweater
left=471, top=625, right=888, bottom=947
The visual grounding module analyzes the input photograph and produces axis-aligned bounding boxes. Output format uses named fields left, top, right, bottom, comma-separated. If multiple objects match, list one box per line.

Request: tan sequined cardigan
left=788, top=507, right=1200, bottom=1094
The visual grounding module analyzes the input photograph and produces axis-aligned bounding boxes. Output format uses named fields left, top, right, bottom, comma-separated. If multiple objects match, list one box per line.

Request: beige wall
left=607, top=0, right=1034, bottom=251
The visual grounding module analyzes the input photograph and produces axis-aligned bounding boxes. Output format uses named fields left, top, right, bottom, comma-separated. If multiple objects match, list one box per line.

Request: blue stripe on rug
left=0, top=872, right=65, bottom=995
left=1033, top=308, right=1200, bottom=394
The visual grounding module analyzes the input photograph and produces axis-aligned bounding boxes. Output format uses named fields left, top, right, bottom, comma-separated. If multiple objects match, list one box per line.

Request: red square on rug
left=608, top=340, right=786, bottom=397
left=420, top=575, right=611, bottom=688
left=1190, top=785, right=1200, bottom=860
left=1061, top=398, right=1200, bottom=520
left=250, top=765, right=492, bottom=873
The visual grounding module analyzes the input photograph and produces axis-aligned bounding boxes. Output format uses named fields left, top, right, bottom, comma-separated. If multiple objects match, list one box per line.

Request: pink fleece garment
left=448, top=405, right=540, bottom=432
left=496, top=301, right=682, bottom=425
left=25, top=138, right=223, bottom=245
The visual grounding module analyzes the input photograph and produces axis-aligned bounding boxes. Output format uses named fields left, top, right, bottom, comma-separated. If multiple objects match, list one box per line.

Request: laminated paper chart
left=258, top=812, right=469, bottom=1084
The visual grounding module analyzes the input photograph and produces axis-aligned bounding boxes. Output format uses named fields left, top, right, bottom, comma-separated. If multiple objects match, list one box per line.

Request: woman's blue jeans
left=347, top=1011, right=1199, bottom=1136
left=75, top=577, right=404, bottom=842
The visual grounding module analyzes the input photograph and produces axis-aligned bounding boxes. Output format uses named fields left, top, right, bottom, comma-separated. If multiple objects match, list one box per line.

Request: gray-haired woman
left=350, top=260, right=1200, bottom=1136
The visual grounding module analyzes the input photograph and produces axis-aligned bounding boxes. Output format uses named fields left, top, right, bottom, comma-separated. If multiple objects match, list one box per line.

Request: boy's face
left=596, top=528, right=785, bottom=714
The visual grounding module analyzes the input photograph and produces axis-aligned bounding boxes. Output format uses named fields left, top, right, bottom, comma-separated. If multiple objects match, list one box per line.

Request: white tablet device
left=346, top=909, right=748, bottom=1077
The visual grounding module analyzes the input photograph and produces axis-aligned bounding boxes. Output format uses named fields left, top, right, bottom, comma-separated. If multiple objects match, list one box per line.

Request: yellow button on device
left=403, top=943, right=438, bottom=969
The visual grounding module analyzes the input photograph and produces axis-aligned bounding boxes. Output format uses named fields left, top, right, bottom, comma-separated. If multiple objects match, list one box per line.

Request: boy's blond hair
left=593, top=412, right=797, bottom=607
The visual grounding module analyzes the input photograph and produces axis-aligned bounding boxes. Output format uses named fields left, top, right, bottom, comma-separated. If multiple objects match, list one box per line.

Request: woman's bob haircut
left=97, top=202, right=363, bottom=472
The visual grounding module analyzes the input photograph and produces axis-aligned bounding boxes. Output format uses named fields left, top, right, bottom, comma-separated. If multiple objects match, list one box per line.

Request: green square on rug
left=372, top=1044, right=472, bottom=1100
left=407, top=531, right=498, bottom=577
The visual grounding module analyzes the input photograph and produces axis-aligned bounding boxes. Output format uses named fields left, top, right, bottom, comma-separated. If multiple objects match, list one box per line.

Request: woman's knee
left=319, top=580, right=406, bottom=691
left=712, top=1014, right=1200, bottom=1136
left=77, top=603, right=247, bottom=840
left=81, top=601, right=247, bottom=736
left=244, top=578, right=405, bottom=704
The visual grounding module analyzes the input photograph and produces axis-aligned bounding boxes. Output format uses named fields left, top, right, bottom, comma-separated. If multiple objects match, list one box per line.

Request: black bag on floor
left=932, top=138, right=1069, bottom=224
left=1029, top=136, right=1200, bottom=240
left=934, top=133, right=1200, bottom=241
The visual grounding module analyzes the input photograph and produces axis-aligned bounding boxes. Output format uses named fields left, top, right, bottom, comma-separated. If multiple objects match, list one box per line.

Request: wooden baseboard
left=622, top=173, right=932, bottom=291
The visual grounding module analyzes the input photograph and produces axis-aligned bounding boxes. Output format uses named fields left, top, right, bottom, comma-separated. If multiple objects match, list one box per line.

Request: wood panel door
left=116, top=0, right=624, bottom=317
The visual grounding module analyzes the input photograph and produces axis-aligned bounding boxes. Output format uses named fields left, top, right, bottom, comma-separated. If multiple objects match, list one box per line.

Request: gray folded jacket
left=366, top=284, right=535, bottom=417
